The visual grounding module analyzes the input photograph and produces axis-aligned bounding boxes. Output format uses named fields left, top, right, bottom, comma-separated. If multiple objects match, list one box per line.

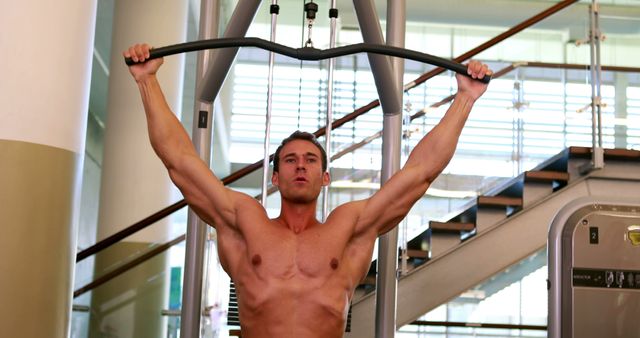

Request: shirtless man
left=124, top=43, right=490, bottom=338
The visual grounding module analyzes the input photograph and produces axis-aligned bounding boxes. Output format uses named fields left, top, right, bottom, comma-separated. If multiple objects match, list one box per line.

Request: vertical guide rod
left=180, top=0, right=218, bottom=336
left=322, top=0, right=338, bottom=221
left=379, top=1, right=405, bottom=337
left=182, top=0, right=261, bottom=337
left=589, top=0, right=604, bottom=168
left=261, top=0, right=279, bottom=206
left=353, top=0, right=404, bottom=337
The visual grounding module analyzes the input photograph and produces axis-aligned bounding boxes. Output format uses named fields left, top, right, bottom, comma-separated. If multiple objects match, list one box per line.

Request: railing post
left=589, top=0, right=604, bottom=169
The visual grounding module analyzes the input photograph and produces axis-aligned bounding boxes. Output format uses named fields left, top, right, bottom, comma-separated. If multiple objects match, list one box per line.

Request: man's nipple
left=330, top=258, right=339, bottom=270
left=251, top=254, right=262, bottom=266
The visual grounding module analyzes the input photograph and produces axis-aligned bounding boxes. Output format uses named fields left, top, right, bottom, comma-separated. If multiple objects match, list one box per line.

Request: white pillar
left=0, top=1, right=97, bottom=337
left=90, top=1, right=188, bottom=337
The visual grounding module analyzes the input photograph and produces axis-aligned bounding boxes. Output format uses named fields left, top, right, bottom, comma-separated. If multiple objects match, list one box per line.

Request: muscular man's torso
left=214, top=198, right=375, bottom=338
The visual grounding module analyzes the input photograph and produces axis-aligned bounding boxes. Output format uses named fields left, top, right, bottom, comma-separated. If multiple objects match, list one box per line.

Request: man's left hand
left=456, top=60, right=491, bottom=101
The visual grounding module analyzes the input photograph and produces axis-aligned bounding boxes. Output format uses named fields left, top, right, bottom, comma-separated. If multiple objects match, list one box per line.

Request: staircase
left=346, top=146, right=640, bottom=337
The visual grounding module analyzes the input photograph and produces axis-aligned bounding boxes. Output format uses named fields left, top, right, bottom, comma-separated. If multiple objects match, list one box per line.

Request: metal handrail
left=74, top=235, right=186, bottom=297
left=410, top=320, right=547, bottom=331
left=76, top=201, right=187, bottom=262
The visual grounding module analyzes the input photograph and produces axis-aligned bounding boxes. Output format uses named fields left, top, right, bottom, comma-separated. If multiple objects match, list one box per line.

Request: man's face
left=272, top=139, right=330, bottom=204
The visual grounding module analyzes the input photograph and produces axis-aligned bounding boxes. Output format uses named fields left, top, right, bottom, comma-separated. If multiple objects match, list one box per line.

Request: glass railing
left=398, top=249, right=548, bottom=338
left=72, top=212, right=188, bottom=337
left=73, top=242, right=185, bottom=337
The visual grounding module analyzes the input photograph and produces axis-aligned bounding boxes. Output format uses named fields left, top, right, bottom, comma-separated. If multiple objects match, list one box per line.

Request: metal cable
left=321, top=0, right=338, bottom=221
left=261, top=0, right=280, bottom=206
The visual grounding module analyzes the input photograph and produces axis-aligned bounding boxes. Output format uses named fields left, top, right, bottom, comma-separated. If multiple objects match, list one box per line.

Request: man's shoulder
left=230, top=189, right=262, bottom=205
left=229, top=190, right=270, bottom=219
left=328, top=199, right=368, bottom=221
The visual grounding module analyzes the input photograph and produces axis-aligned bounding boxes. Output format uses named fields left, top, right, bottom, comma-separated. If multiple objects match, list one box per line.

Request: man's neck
left=276, top=200, right=319, bottom=234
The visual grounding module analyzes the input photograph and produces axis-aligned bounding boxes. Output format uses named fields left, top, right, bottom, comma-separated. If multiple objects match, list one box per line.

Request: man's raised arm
left=353, top=60, right=491, bottom=237
left=124, top=44, right=240, bottom=229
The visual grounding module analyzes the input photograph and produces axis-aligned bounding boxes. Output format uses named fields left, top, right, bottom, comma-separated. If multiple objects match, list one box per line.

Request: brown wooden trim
left=569, top=146, right=591, bottom=157
left=477, top=196, right=523, bottom=207
left=492, top=64, right=517, bottom=78
left=405, top=249, right=429, bottom=259
left=570, top=146, right=640, bottom=160
left=410, top=320, right=547, bottom=331
left=525, top=170, right=569, bottom=182
left=430, top=221, right=475, bottom=232
left=605, top=148, right=640, bottom=160
left=524, top=61, right=640, bottom=73
left=73, top=235, right=186, bottom=298
left=76, top=200, right=187, bottom=262
left=229, top=329, right=242, bottom=337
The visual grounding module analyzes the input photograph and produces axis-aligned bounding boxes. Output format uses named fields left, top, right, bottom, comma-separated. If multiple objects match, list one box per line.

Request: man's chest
left=243, top=224, right=351, bottom=279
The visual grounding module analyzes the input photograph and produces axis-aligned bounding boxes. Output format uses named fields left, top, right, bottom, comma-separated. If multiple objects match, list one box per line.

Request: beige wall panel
left=0, top=140, right=82, bottom=338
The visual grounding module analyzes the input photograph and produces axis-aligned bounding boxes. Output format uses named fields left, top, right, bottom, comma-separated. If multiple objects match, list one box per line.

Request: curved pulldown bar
left=124, top=37, right=491, bottom=84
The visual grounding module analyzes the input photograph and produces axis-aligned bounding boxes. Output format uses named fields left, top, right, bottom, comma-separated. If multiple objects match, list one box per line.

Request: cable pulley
left=304, top=1, right=318, bottom=19
left=304, top=1, right=318, bottom=47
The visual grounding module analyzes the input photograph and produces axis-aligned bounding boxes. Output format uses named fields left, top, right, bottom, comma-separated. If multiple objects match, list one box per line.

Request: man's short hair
left=273, top=131, right=327, bottom=172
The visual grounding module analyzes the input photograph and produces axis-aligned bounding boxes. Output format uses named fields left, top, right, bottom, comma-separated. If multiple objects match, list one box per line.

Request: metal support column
left=352, top=0, right=402, bottom=112
left=196, top=0, right=262, bottom=103
left=353, top=1, right=404, bottom=337
left=589, top=0, right=604, bottom=169
left=181, top=0, right=220, bottom=337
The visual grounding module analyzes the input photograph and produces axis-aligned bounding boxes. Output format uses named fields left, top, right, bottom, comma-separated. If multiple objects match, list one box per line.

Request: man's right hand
left=123, top=43, right=164, bottom=83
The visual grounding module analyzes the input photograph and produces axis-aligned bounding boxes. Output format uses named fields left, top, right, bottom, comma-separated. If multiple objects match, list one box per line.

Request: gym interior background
left=1, top=0, right=638, bottom=337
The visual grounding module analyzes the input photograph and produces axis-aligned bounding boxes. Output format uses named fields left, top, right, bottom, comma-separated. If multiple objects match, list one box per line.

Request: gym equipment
left=548, top=197, right=640, bottom=338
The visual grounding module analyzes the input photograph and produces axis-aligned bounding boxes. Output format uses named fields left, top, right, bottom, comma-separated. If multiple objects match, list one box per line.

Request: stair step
left=430, top=221, right=475, bottom=233
left=522, top=170, right=569, bottom=207
left=476, top=197, right=522, bottom=232
left=361, top=275, right=377, bottom=286
left=477, top=196, right=523, bottom=207
left=405, top=249, right=429, bottom=259
left=570, top=146, right=640, bottom=161
left=605, top=148, right=640, bottom=160
left=524, top=170, right=569, bottom=183
left=430, top=233, right=460, bottom=258
left=569, top=146, right=591, bottom=157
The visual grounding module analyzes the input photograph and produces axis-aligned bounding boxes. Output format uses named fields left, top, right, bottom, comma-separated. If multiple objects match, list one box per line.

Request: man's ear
left=322, top=171, right=330, bottom=186
left=272, top=171, right=279, bottom=187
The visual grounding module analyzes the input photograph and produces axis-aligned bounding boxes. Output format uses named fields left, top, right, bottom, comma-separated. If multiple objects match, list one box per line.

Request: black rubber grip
left=123, top=37, right=491, bottom=84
